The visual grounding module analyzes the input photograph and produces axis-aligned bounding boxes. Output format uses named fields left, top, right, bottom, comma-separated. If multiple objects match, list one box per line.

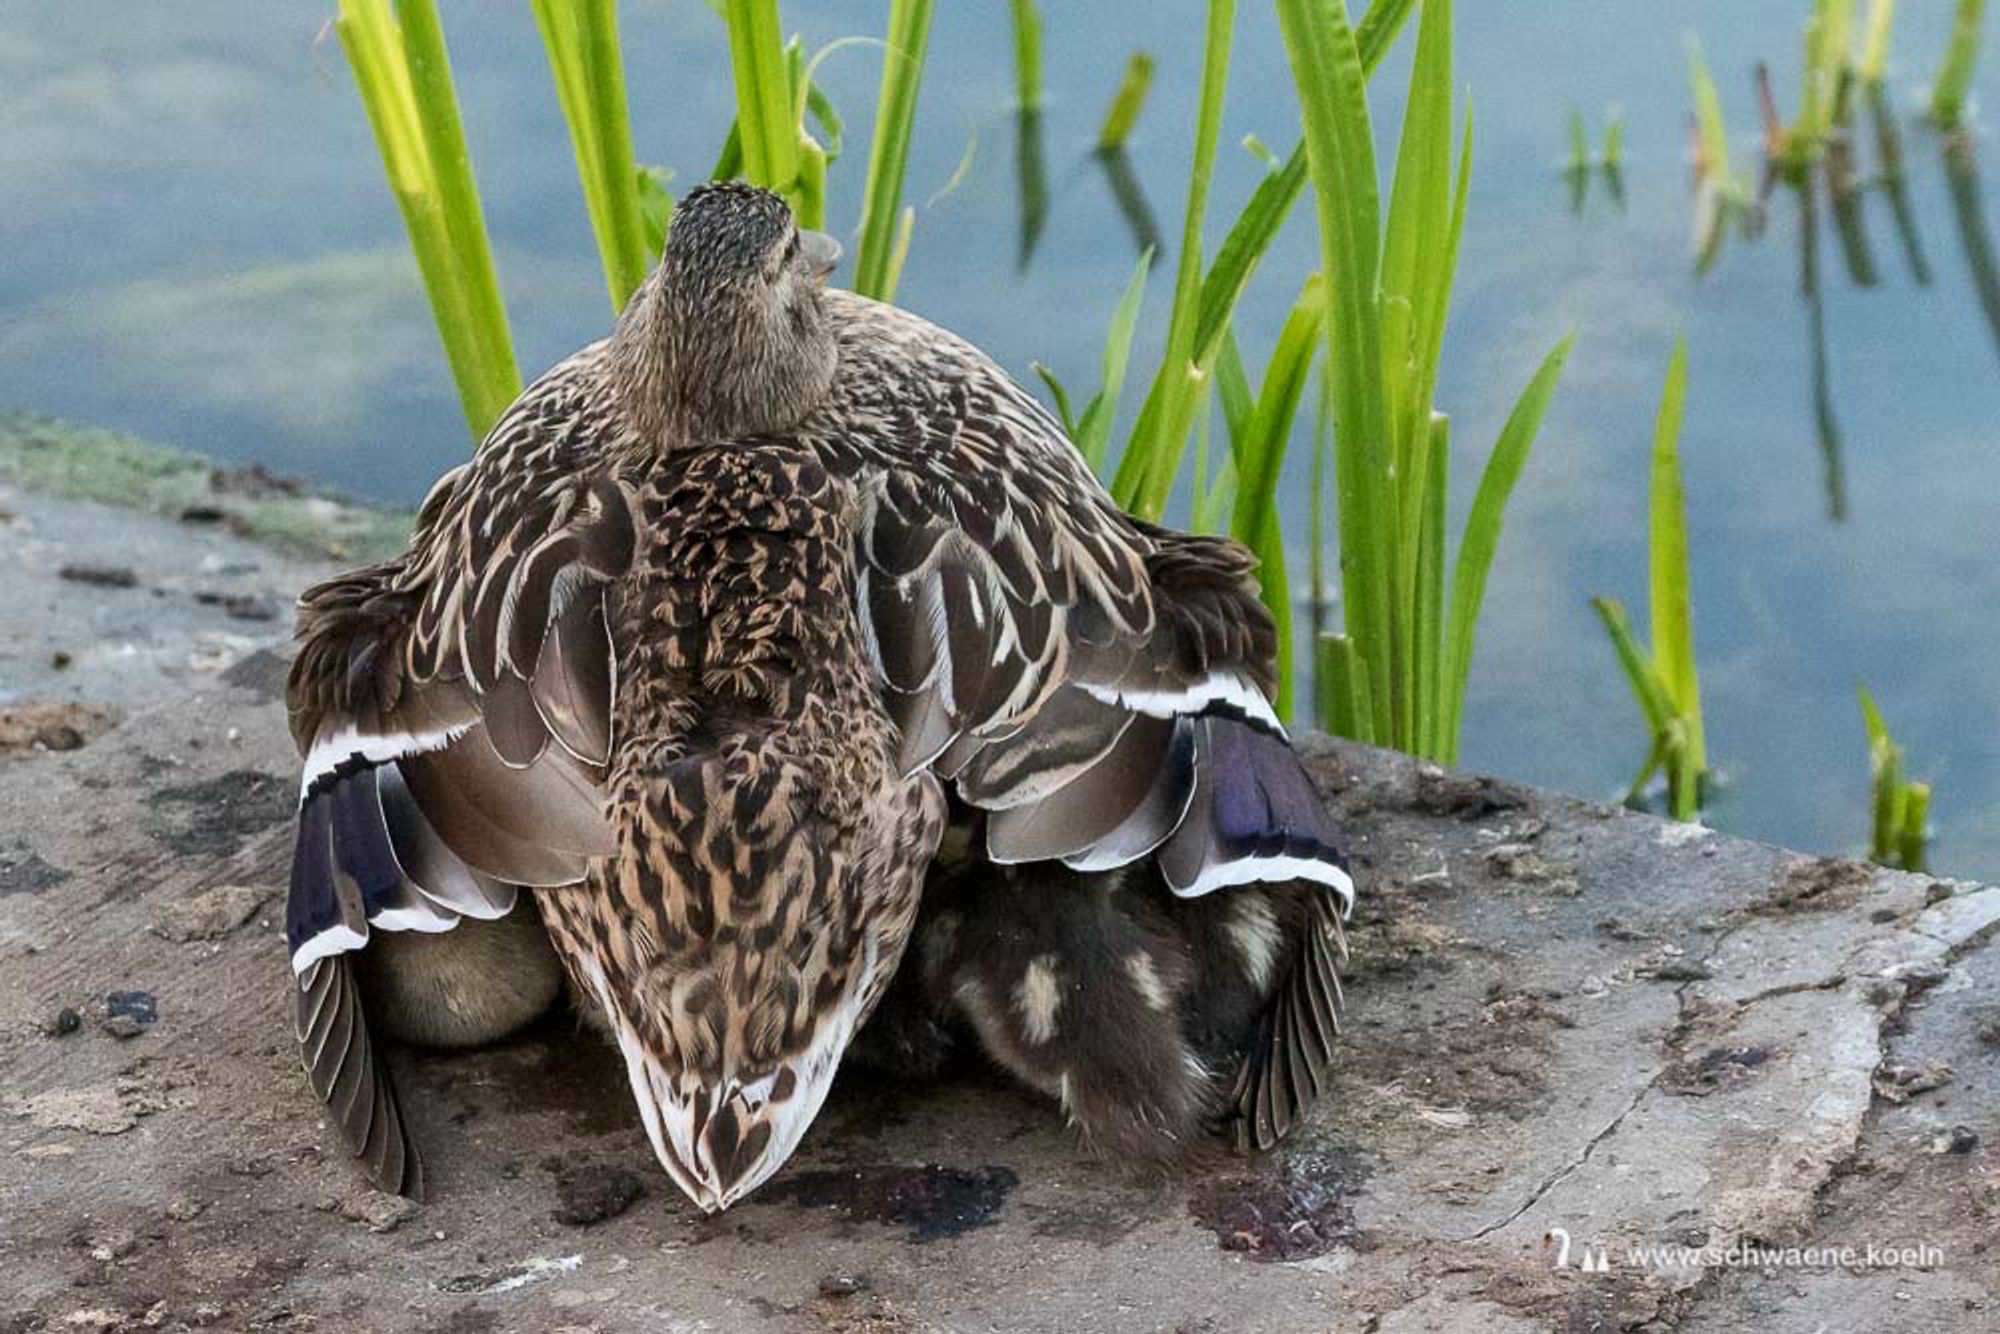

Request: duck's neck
left=604, top=277, right=842, bottom=456
left=606, top=281, right=689, bottom=452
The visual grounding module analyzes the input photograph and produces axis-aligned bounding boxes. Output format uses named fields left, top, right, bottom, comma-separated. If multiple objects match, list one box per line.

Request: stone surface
left=3, top=474, right=1996, bottom=1333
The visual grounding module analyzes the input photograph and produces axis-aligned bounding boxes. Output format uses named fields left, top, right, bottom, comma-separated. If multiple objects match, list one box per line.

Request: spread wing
left=801, top=293, right=1353, bottom=911
left=282, top=351, right=634, bottom=1194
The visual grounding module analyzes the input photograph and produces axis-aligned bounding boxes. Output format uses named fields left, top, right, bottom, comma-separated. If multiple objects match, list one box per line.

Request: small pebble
left=34, top=724, right=85, bottom=751
left=106, top=991, right=158, bottom=1024
left=818, top=1275, right=869, bottom=1298
left=52, top=1007, right=82, bottom=1036
left=554, top=1163, right=645, bottom=1227
left=340, top=1189, right=417, bottom=1233
left=58, top=563, right=138, bottom=589
left=1651, top=960, right=1713, bottom=982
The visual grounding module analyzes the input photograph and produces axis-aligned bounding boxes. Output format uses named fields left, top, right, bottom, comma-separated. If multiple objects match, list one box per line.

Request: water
left=5, top=2, right=1998, bottom=876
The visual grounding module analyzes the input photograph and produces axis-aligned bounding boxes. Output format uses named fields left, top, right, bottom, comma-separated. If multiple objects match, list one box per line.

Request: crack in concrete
left=1456, top=1069, right=1661, bottom=1242
left=1454, top=907, right=1756, bottom=1244
left=1447, top=886, right=1953, bottom=1250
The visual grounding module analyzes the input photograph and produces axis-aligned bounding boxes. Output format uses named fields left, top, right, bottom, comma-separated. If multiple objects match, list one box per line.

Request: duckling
left=284, top=182, right=1353, bottom=1211
left=851, top=812, right=1348, bottom=1160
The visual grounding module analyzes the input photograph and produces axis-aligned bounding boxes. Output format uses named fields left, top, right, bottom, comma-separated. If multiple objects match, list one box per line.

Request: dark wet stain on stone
left=1024, top=1185, right=1159, bottom=1247
left=420, top=1307, right=499, bottom=1334
left=766, top=1163, right=1018, bottom=1242
left=0, top=848, right=69, bottom=896
left=1663, top=1045, right=1770, bottom=1096
left=1761, top=857, right=1875, bottom=915
left=481, top=1011, right=636, bottom=1137
left=193, top=590, right=277, bottom=622
left=147, top=769, right=291, bottom=855
left=58, top=563, right=138, bottom=589
left=552, top=1162, right=644, bottom=1226
left=212, top=462, right=304, bottom=499
left=1410, top=767, right=1529, bottom=821
left=220, top=648, right=292, bottom=702
left=1188, top=1158, right=1358, bottom=1262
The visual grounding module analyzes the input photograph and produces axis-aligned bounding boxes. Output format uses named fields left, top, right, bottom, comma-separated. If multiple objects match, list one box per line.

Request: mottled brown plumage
left=283, top=182, right=1353, bottom=1210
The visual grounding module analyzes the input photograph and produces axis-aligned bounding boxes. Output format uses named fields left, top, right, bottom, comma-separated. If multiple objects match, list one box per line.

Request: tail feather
left=288, top=761, right=518, bottom=974
left=297, top=957, right=424, bottom=1199
left=1158, top=717, right=1353, bottom=910
left=1230, top=891, right=1346, bottom=1151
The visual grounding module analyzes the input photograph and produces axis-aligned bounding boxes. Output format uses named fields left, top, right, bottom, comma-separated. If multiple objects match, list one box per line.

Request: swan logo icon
left=1545, top=1227, right=1611, bottom=1273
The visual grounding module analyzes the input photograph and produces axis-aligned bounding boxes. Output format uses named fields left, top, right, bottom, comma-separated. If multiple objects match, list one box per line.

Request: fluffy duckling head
left=615, top=181, right=842, bottom=444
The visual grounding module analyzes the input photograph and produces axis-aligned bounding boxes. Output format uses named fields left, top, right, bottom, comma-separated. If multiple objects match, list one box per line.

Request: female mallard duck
left=284, top=181, right=1353, bottom=1210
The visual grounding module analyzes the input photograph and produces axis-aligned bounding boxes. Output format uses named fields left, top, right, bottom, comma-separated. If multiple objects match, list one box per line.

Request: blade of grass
left=396, top=0, right=519, bottom=424
left=724, top=0, right=801, bottom=203
left=1688, top=38, right=1740, bottom=198
left=1308, top=360, right=1331, bottom=641
left=1108, top=0, right=1412, bottom=514
left=1899, top=782, right=1931, bottom=871
left=336, top=0, right=520, bottom=441
left=1097, top=52, right=1157, bottom=152
left=1032, top=364, right=1079, bottom=436
left=1860, top=684, right=1904, bottom=860
left=1277, top=0, right=1394, bottom=741
left=1316, top=634, right=1373, bottom=743
left=1075, top=248, right=1155, bottom=472
left=1229, top=276, right=1328, bottom=717
left=1232, top=282, right=1328, bottom=552
left=1382, top=0, right=1463, bottom=745
left=1859, top=0, right=1896, bottom=85
left=1930, top=0, right=1985, bottom=129
left=852, top=0, right=934, bottom=300
left=1116, top=0, right=1235, bottom=521
left=1414, top=414, right=1447, bottom=756
left=1567, top=105, right=1590, bottom=173
left=1593, top=598, right=1675, bottom=733
left=1647, top=338, right=1704, bottom=773
left=1214, top=327, right=1256, bottom=450
left=1439, top=334, right=1573, bottom=758
left=1010, top=0, right=1043, bottom=111
left=533, top=0, right=651, bottom=311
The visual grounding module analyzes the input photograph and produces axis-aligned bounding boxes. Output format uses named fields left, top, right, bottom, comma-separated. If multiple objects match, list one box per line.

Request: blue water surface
left=4, top=1, right=1997, bottom=874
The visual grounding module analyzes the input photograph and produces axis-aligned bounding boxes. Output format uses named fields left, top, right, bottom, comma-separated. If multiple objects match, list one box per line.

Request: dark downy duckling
left=852, top=812, right=1345, bottom=1160
left=283, top=182, right=1353, bottom=1209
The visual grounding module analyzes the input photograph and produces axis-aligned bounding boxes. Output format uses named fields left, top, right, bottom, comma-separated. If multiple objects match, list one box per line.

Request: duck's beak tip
left=800, top=229, right=842, bottom=281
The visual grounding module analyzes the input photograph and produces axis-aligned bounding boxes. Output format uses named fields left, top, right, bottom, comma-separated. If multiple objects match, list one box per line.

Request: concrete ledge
left=2, top=450, right=1996, bottom=1333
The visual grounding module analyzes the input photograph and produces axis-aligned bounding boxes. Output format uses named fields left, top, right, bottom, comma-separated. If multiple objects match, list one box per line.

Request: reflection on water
left=1867, top=84, right=1932, bottom=286
left=5, top=1, right=2000, bottom=877
left=1093, top=146, right=1163, bottom=259
left=1690, top=57, right=2000, bottom=527
left=1014, top=107, right=1048, bottom=271
left=1944, top=131, right=2000, bottom=366
left=1825, top=134, right=1879, bottom=287
left=1795, top=177, right=1849, bottom=522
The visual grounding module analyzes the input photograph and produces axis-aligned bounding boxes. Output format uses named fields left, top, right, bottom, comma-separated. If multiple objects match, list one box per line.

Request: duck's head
left=615, top=181, right=842, bottom=444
